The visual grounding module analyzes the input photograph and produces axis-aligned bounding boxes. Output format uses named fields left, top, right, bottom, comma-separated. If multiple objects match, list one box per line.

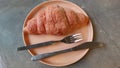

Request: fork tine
left=71, top=33, right=83, bottom=43
left=74, top=37, right=82, bottom=40
left=74, top=38, right=83, bottom=42
left=72, top=34, right=82, bottom=39
left=72, top=33, right=82, bottom=37
left=62, top=33, right=83, bottom=43
left=75, top=35, right=82, bottom=39
left=73, top=35, right=82, bottom=38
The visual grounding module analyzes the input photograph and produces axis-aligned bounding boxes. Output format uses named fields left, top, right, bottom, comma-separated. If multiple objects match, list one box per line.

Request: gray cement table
left=0, top=0, right=120, bottom=68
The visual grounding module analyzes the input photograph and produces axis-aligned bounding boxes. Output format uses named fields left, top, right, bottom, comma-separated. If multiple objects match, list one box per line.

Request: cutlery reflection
left=31, top=42, right=104, bottom=61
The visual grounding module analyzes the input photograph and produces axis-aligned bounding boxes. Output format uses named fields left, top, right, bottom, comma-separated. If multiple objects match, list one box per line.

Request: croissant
left=24, top=5, right=89, bottom=35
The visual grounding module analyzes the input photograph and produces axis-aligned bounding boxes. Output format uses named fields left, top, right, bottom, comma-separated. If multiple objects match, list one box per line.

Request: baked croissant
left=24, top=5, right=89, bottom=35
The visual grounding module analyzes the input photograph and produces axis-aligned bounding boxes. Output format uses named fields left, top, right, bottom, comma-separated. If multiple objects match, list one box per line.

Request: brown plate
left=23, top=0, right=93, bottom=66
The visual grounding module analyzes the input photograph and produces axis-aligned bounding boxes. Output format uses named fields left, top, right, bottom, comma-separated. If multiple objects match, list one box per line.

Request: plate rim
left=22, top=0, right=94, bottom=66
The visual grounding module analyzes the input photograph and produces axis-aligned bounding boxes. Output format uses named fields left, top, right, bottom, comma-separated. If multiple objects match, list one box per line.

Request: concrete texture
left=0, top=0, right=120, bottom=68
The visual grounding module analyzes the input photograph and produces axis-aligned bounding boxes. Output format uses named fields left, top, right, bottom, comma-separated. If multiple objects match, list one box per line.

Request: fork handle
left=17, top=41, right=59, bottom=51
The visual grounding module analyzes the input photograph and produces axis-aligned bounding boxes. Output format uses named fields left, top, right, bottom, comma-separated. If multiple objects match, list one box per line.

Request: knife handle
left=31, top=48, right=73, bottom=61
left=17, top=41, right=58, bottom=51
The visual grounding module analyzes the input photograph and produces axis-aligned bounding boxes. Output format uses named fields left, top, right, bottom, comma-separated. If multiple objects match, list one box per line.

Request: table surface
left=0, top=0, right=120, bottom=68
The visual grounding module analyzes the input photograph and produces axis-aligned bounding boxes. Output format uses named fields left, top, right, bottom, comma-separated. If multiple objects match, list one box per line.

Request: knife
left=31, top=42, right=103, bottom=61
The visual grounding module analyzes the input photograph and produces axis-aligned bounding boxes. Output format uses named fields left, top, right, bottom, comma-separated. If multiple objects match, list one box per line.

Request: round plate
left=23, top=0, right=93, bottom=66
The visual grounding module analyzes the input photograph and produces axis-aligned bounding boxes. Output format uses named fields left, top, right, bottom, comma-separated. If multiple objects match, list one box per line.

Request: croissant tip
left=23, top=27, right=28, bottom=33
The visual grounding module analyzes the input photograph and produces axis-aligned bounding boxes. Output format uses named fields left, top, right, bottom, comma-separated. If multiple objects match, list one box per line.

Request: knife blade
left=31, top=42, right=103, bottom=61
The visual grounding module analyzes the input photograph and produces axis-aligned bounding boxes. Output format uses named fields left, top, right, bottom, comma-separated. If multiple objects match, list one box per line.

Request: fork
left=17, top=33, right=82, bottom=51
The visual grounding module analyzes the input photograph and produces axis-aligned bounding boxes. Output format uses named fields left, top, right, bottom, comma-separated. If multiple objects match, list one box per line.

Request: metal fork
left=17, top=33, right=82, bottom=51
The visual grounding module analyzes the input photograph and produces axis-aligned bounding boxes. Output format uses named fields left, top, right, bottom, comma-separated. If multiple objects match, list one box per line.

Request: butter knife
left=31, top=42, right=103, bottom=61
